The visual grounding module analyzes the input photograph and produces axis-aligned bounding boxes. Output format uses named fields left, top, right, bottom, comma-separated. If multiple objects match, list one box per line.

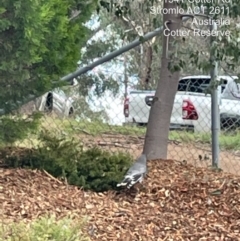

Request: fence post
left=210, top=21, right=220, bottom=167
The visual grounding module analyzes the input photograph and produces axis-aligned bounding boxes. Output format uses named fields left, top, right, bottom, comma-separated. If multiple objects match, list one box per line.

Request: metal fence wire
left=1, top=17, right=240, bottom=176
left=9, top=57, right=240, bottom=177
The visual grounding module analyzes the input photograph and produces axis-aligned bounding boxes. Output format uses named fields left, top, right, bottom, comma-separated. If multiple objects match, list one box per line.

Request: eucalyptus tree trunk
left=123, top=51, right=128, bottom=98
left=139, top=45, right=153, bottom=90
left=143, top=1, right=181, bottom=159
left=143, top=46, right=153, bottom=90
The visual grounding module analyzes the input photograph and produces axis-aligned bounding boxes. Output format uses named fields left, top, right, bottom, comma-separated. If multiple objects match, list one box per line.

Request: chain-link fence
left=1, top=14, right=240, bottom=177
left=2, top=59, right=238, bottom=177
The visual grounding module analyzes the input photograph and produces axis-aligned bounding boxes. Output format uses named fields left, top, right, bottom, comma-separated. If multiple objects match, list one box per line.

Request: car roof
left=180, top=75, right=238, bottom=80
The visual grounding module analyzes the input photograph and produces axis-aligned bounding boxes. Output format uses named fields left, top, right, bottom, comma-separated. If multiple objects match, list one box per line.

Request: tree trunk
left=144, top=46, right=153, bottom=90
left=139, top=44, right=144, bottom=88
left=143, top=1, right=181, bottom=159
left=123, top=51, right=128, bottom=98
left=140, top=45, right=153, bottom=90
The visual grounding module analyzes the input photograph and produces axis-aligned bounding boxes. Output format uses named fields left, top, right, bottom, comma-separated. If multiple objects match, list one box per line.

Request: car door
left=52, top=88, right=67, bottom=114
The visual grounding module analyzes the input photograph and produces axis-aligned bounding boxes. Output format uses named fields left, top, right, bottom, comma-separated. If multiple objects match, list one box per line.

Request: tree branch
left=69, top=10, right=81, bottom=21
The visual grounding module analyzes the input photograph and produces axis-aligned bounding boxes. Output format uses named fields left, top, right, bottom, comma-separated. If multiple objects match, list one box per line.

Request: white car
left=35, top=87, right=75, bottom=117
left=182, top=93, right=240, bottom=133
left=124, top=75, right=240, bottom=132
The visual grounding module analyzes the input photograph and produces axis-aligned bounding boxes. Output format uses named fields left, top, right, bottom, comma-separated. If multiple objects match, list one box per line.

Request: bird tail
left=116, top=176, right=132, bottom=187
left=116, top=182, right=127, bottom=187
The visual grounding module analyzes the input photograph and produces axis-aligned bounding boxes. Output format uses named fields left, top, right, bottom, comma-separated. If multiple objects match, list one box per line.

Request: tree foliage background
left=0, top=0, right=98, bottom=114
left=99, top=0, right=240, bottom=82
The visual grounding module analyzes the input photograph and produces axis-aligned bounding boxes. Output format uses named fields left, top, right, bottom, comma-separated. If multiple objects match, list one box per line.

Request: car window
left=220, top=78, right=228, bottom=93
left=54, top=88, right=66, bottom=97
left=178, top=78, right=211, bottom=93
left=59, top=90, right=65, bottom=96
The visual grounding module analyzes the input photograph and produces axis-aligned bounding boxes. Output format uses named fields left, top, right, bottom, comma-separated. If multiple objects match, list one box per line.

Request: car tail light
left=124, top=97, right=129, bottom=117
left=182, top=99, right=198, bottom=120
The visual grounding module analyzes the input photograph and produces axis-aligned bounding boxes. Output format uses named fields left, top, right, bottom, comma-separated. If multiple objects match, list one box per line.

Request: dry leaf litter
left=1, top=159, right=240, bottom=241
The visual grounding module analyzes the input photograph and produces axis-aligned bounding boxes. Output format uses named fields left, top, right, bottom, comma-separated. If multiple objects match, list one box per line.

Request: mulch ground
left=1, top=159, right=240, bottom=241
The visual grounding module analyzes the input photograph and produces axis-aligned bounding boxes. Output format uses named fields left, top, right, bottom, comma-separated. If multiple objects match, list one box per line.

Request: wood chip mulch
left=1, top=159, right=240, bottom=241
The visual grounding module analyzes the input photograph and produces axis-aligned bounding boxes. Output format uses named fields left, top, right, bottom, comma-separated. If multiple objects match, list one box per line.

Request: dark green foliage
left=0, top=112, right=42, bottom=145
left=0, top=0, right=98, bottom=114
left=68, top=147, right=132, bottom=191
left=2, top=130, right=133, bottom=192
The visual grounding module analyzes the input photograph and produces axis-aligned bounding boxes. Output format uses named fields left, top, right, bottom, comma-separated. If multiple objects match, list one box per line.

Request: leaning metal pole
left=61, top=17, right=191, bottom=83
left=60, top=27, right=164, bottom=82
left=210, top=21, right=220, bottom=167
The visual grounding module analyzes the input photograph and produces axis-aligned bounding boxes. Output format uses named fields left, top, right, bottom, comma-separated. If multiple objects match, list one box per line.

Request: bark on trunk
left=123, top=51, right=128, bottom=98
left=143, top=1, right=181, bottom=159
left=139, top=45, right=153, bottom=90
left=144, top=46, right=153, bottom=90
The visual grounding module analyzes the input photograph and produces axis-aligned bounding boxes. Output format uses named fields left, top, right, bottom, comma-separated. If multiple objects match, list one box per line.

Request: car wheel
left=44, top=93, right=53, bottom=113
left=68, top=107, right=74, bottom=117
left=220, top=116, right=240, bottom=132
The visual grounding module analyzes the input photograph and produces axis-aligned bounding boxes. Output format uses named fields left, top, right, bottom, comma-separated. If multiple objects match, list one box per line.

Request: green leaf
left=210, top=189, right=222, bottom=196
left=0, top=8, right=6, bottom=14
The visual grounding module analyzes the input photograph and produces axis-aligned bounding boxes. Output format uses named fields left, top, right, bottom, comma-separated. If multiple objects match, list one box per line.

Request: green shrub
left=68, top=147, right=132, bottom=192
left=0, top=112, right=42, bottom=145
left=2, top=129, right=133, bottom=192
left=0, top=215, right=90, bottom=241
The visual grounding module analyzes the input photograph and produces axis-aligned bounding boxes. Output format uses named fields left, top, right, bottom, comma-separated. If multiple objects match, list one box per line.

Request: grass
left=0, top=215, right=90, bottom=241
left=169, top=131, right=240, bottom=150
left=41, top=117, right=147, bottom=136
left=6, top=115, right=240, bottom=151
